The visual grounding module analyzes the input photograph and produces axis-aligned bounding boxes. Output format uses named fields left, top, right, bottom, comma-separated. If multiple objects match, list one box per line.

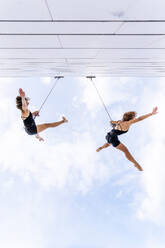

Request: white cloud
left=134, top=79, right=165, bottom=225
left=0, top=79, right=111, bottom=194
left=41, top=77, right=52, bottom=85
left=0, top=178, right=15, bottom=194
left=80, top=76, right=165, bottom=225
left=80, top=77, right=138, bottom=116
left=1, top=77, right=165, bottom=227
left=0, top=126, right=111, bottom=193
left=145, top=237, right=165, bottom=248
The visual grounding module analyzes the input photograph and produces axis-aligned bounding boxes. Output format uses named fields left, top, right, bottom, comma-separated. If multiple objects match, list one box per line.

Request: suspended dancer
left=16, top=88, right=68, bottom=141
left=96, top=107, right=158, bottom=171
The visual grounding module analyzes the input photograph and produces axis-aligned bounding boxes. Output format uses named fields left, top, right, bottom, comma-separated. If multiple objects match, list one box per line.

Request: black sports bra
left=113, top=129, right=128, bottom=135
left=22, top=112, right=36, bottom=128
left=113, top=122, right=128, bottom=134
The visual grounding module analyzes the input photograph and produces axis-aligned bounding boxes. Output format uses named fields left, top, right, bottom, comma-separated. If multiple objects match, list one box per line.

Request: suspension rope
left=37, top=76, right=64, bottom=116
left=86, top=76, right=113, bottom=121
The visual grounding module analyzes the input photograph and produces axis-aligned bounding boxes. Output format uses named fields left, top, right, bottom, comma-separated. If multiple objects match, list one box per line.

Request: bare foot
left=96, top=147, right=102, bottom=152
left=62, top=116, right=68, bottom=123
left=134, top=163, right=143, bottom=171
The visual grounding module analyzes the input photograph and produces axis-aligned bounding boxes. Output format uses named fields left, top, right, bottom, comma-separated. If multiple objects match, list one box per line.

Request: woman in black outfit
left=16, top=88, right=68, bottom=141
left=96, top=107, right=158, bottom=171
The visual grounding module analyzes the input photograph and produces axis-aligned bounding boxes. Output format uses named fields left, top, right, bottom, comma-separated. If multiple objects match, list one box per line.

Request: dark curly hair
left=16, top=96, right=22, bottom=110
left=16, top=96, right=30, bottom=111
left=122, top=111, right=137, bottom=121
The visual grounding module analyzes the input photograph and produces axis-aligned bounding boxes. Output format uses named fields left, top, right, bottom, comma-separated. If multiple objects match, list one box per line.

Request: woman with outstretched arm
left=96, top=107, right=158, bottom=171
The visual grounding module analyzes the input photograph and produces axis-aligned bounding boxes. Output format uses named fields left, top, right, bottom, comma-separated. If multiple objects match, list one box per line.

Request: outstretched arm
left=19, top=88, right=28, bottom=111
left=129, top=107, right=158, bottom=124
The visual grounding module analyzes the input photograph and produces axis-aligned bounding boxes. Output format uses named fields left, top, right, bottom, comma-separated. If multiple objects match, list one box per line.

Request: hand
left=110, top=120, right=117, bottom=127
left=39, top=137, right=44, bottom=142
left=62, top=116, right=68, bottom=123
left=151, top=106, right=158, bottom=115
left=33, top=111, right=40, bottom=117
left=19, top=88, right=25, bottom=98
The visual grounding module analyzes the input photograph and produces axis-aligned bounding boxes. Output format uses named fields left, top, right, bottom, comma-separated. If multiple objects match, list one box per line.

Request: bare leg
left=116, top=143, right=143, bottom=171
left=37, top=116, right=68, bottom=134
left=96, top=142, right=111, bottom=152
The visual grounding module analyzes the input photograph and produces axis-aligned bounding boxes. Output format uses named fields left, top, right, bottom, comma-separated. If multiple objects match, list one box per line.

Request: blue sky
left=0, top=77, right=164, bottom=248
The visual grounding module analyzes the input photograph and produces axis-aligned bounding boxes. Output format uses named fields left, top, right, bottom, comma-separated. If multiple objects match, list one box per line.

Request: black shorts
left=25, top=123, right=37, bottom=135
left=105, top=130, right=120, bottom=147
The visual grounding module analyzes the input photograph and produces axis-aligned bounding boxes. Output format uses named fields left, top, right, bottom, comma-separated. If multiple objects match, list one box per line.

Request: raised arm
left=129, top=107, right=158, bottom=124
left=19, top=88, right=28, bottom=111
